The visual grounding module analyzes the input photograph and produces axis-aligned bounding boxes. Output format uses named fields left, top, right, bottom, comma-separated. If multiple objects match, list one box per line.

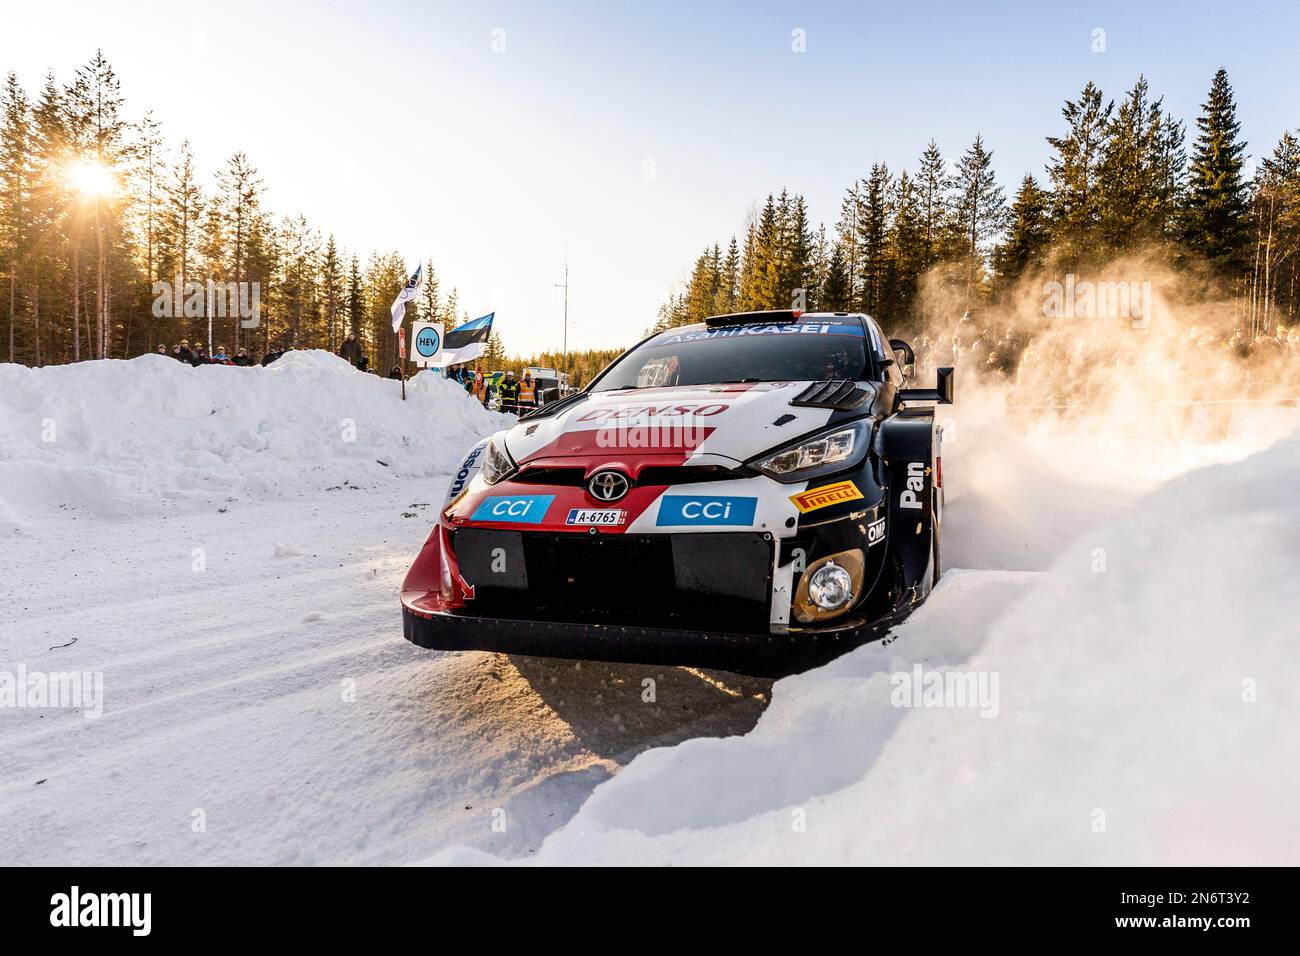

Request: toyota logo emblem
left=588, top=470, right=631, bottom=502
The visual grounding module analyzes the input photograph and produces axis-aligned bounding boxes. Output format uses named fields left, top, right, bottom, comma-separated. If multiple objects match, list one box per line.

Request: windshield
left=591, top=321, right=873, bottom=392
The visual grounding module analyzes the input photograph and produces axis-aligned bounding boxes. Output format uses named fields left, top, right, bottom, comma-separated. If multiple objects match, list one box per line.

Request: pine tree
left=783, top=194, right=816, bottom=309
left=1183, top=68, right=1251, bottom=274
left=739, top=194, right=780, bottom=309
left=1097, top=76, right=1185, bottom=251
left=320, top=236, right=343, bottom=352
left=29, top=73, right=70, bottom=362
left=857, top=164, right=892, bottom=315
left=418, top=258, right=440, bottom=327
left=133, top=111, right=165, bottom=349
left=483, top=330, right=506, bottom=368
left=717, top=236, right=740, bottom=313
left=684, top=245, right=721, bottom=324
left=917, top=140, right=951, bottom=267
left=215, top=151, right=261, bottom=351
left=884, top=170, right=925, bottom=324
left=1251, top=132, right=1300, bottom=331
left=819, top=241, right=851, bottom=311
left=1045, top=81, right=1113, bottom=263
left=346, top=254, right=363, bottom=337
left=993, top=175, right=1051, bottom=284
left=442, top=286, right=459, bottom=328
left=67, top=51, right=127, bottom=358
left=1, top=72, right=31, bottom=362
left=951, top=135, right=1007, bottom=291
left=158, top=140, right=203, bottom=327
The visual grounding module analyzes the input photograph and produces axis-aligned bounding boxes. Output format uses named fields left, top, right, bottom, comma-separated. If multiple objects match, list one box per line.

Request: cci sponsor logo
left=789, top=480, right=864, bottom=514
left=655, top=495, right=757, bottom=527
left=470, top=494, right=555, bottom=524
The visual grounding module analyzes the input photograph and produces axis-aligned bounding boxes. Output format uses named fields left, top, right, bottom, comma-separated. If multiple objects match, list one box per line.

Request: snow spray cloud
left=910, top=250, right=1300, bottom=570
left=0, top=665, right=104, bottom=718
left=913, top=250, right=1300, bottom=463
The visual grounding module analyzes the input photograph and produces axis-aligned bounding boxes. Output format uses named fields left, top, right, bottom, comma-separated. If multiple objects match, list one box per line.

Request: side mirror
left=898, top=367, right=954, bottom=405
left=888, top=338, right=916, bottom=380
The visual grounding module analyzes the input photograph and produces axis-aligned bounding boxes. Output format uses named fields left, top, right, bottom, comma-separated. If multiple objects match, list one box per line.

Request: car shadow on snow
left=506, top=654, right=773, bottom=763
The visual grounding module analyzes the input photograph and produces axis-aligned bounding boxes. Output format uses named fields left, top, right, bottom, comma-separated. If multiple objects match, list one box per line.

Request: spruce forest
left=1, top=57, right=1296, bottom=376
left=654, top=70, right=1297, bottom=348
left=0, top=52, right=467, bottom=371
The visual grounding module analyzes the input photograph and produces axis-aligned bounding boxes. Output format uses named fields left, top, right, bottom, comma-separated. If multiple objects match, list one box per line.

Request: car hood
left=502, top=381, right=866, bottom=470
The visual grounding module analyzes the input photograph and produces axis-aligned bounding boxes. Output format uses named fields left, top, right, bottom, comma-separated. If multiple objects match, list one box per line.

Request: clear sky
left=2, top=0, right=1298, bottom=354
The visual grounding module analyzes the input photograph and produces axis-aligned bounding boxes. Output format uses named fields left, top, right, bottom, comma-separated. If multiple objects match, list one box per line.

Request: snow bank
left=0, top=351, right=507, bottom=529
left=441, top=431, right=1300, bottom=866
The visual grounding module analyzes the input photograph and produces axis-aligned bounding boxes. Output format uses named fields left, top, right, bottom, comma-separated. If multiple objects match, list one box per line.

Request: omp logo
left=655, top=495, right=757, bottom=527
left=790, top=480, right=864, bottom=514
left=899, top=462, right=927, bottom=510
left=469, top=494, right=555, bottom=524
left=50, top=886, right=151, bottom=936
left=867, top=516, right=886, bottom=546
left=447, top=441, right=487, bottom=498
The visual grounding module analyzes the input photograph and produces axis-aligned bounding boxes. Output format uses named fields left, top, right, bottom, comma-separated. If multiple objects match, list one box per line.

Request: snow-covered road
left=0, top=490, right=771, bottom=864
left=4, top=352, right=1298, bottom=866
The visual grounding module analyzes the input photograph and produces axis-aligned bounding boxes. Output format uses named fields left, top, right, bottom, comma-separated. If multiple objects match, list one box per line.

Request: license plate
left=566, top=508, right=625, bottom=526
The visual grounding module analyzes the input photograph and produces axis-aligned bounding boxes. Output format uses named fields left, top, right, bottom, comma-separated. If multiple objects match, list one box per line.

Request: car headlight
left=480, top=436, right=517, bottom=485
left=754, top=422, right=868, bottom=482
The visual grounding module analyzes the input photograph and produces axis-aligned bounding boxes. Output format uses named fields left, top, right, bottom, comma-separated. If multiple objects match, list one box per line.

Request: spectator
left=233, top=347, right=254, bottom=367
left=517, top=370, right=536, bottom=413
left=210, top=345, right=234, bottom=365
left=472, top=366, right=487, bottom=405
left=261, top=343, right=286, bottom=366
left=191, top=342, right=210, bottom=366
left=498, top=370, right=520, bottom=414
left=177, top=340, right=193, bottom=364
left=388, top=365, right=402, bottom=380
left=340, top=331, right=363, bottom=367
left=356, top=353, right=369, bottom=373
left=156, top=344, right=168, bottom=357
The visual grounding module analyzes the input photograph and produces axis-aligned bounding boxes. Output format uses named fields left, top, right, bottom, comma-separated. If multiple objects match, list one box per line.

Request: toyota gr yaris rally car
left=401, top=309, right=953, bottom=676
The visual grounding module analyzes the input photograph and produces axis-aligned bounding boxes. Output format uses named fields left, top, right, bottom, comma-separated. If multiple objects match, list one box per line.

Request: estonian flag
left=390, top=264, right=423, bottom=332
left=438, top=313, right=494, bottom=366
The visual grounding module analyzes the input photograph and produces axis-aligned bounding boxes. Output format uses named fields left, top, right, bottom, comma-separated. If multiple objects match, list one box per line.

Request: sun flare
left=66, top=158, right=117, bottom=198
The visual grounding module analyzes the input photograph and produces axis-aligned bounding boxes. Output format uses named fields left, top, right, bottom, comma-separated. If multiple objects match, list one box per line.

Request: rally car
left=401, top=309, right=953, bottom=676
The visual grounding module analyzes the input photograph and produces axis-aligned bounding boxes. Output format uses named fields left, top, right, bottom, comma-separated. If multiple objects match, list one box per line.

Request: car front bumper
left=401, top=604, right=899, bottom=677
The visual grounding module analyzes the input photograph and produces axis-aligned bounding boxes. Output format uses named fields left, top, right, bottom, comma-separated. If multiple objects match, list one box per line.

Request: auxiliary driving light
left=792, top=549, right=865, bottom=623
left=808, top=562, right=853, bottom=609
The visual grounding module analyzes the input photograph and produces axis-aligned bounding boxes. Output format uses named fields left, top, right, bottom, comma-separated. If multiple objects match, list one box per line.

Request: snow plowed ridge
left=0, top=351, right=508, bottom=528
left=443, top=432, right=1300, bottom=866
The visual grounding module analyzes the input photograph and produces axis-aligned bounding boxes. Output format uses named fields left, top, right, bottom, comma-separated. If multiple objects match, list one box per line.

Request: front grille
left=513, top=464, right=744, bottom=487
left=450, top=529, right=773, bottom=633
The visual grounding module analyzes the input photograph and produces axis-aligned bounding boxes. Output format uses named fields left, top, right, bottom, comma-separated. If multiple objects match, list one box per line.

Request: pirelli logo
left=790, top=480, right=864, bottom=514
